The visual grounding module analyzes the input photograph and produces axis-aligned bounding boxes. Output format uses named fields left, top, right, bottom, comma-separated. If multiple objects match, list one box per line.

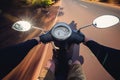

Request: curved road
left=58, top=0, right=120, bottom=80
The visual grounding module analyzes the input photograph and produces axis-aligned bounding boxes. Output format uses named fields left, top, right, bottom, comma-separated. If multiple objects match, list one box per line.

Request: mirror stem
left=78, top=24, right=93, bottom=31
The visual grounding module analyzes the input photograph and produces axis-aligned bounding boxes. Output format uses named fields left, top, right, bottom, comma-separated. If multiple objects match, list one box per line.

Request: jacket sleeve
left=85, top=40, right=120, bottom=63
left=85, top=40, right=120, bottom=79
left=0, top=39, right=38, bottom=55
left=0, top=39, right=38, bottom=79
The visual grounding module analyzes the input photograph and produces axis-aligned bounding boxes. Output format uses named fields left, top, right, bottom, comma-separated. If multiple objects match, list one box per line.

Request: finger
left=69, top=21, right=77, bottom=30
left=74, top=23, right=77, bottom=28
left=69, top=21, right=75, bottom=26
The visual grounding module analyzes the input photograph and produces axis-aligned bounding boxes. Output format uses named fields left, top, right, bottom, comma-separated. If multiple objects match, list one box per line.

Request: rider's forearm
left=0, top=38, right=39, bottom=55
left=84, top=40, right=106, bottom=56
left=84, top=40, right=120, bottom=79
left=85, top=40, right=112, bottom=64
left=0, top=38, right=40, bottom=79
left=84, top=40, right=113, bottom=63
left=84, top=40, right=120, bottom=57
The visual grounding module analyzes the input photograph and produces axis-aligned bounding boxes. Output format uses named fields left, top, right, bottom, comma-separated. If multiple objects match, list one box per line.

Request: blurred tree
left=0, top=0, right=13, bottom=10
left=87, top=0, right=120, bottom=4
left=0, top=0, right=28, bottom=11
left=26, top=0, right=54, bottom=7
left=53, top=0, right=60, bottom=2
left=41, top=0, right=54, bottom=7
left=99, top=0, right=108, bottom=2
left=108, top=0, right=120, bottom=4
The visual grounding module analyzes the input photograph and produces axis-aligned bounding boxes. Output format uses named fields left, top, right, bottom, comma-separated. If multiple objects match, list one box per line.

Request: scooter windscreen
left=51, top=22, right=72, bottom=41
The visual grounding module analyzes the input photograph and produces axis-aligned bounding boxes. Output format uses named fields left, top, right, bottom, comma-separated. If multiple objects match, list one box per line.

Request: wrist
left=33, top=37, right=41, bottom=43
left=83, top=37, right=92, bottom=45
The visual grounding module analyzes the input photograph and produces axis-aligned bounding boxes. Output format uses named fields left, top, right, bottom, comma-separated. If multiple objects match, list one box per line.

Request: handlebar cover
left=67, top=30, right=85, bottom=44
left=40, top=31, right=53, bottom=43
left=40, top=30, right=85, bottom=44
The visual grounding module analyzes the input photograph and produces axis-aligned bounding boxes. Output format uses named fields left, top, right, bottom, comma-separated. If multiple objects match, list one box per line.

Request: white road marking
left=80, top=4, right=88, bottom=8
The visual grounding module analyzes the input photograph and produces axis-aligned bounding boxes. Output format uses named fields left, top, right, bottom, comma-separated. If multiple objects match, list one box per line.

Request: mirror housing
left=93, top=15, right=119, bottom=28
left=12, top=21, right=32, bottom=32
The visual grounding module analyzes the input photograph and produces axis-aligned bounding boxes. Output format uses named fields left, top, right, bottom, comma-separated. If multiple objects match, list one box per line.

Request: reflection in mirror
left=12, top=21, right=32, bottom=32
left=93, top=15, right=119, bottom=28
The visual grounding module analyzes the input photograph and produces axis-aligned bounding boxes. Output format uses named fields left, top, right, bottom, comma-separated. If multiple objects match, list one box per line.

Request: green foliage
left=41, top=0, right=53, bottom=7
left=32, top=0, right=42, bottom=5
left=27, top=0, right=54, bottom=7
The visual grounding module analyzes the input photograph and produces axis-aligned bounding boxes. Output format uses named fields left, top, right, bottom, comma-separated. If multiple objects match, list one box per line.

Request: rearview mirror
left=93, top=15, right=119, bottom=28
left=12, top=21, right=32, bottom=32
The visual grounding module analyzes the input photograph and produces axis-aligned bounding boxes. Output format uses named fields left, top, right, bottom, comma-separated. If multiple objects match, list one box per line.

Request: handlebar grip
left=68, top=30, right=85, bottom=44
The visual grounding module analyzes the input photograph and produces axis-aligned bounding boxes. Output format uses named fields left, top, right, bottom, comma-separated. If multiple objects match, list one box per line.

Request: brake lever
left=51, top=42, right=59, bottom=50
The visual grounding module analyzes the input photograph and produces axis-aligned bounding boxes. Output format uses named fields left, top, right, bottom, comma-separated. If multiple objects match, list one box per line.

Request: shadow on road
left=58, top=7, right=64, bottom=16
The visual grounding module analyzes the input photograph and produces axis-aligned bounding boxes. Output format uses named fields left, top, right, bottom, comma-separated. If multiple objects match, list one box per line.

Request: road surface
left=58, top=0, right=120, bottom=80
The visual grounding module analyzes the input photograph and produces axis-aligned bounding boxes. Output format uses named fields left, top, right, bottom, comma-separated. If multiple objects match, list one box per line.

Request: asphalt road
left=58, top=0, right=120, bottom=80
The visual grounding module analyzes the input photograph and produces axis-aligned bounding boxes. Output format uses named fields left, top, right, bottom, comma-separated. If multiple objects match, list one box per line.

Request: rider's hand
left=68, top=30, right=85, bottom=44
left=39, top=31, right=53, bottom=43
